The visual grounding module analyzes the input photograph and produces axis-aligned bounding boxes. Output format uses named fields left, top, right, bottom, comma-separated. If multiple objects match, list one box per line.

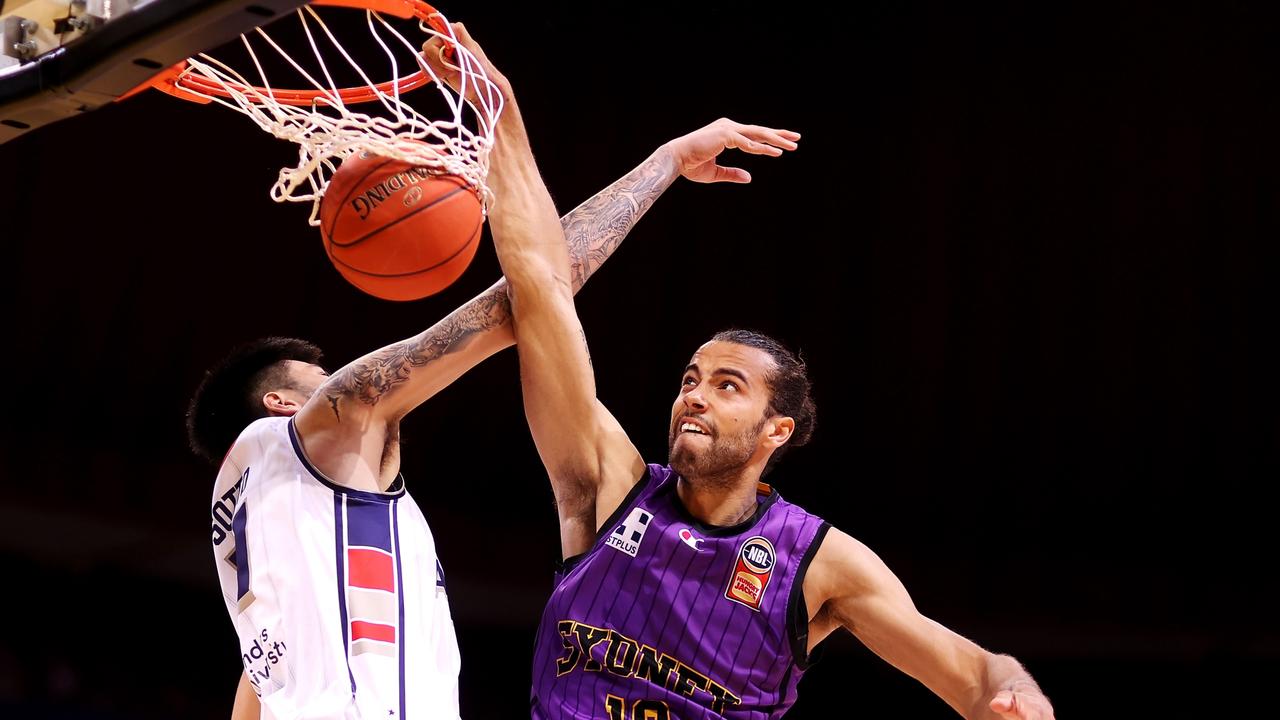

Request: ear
left=762, top=416, right=795, bottom=449
left=263, top=390, right=303, bottom=417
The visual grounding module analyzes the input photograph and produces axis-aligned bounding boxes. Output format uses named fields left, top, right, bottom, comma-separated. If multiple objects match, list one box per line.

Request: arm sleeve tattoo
left=326, top=149, right=679, bottom=414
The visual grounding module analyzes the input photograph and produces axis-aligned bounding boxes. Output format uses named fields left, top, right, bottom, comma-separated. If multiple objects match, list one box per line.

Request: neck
left=675, top=468, right=763, bottom=527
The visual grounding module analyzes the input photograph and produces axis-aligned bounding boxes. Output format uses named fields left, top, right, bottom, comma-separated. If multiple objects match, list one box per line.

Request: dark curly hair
left=186, top=337, right=324, bottom=464
left=710, top=329, right=816, bottom=474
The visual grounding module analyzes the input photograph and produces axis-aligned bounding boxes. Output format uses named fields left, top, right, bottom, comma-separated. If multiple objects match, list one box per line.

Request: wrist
left=651, top=142, right=682, bottom=181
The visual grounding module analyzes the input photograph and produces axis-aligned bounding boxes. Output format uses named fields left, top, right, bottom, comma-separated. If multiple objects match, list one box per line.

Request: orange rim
left=129, top=0, right=448, bottom=106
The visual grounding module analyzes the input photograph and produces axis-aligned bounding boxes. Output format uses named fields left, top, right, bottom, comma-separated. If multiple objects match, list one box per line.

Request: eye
left=719, top=380, right=739, bottom=392
left=682, top=375, right=697, bottom=388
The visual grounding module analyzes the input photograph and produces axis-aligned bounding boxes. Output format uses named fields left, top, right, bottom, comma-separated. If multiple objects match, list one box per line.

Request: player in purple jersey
left=444, top=29, right=1060, bottom=720
left=185, top=24, right=799, bottom=718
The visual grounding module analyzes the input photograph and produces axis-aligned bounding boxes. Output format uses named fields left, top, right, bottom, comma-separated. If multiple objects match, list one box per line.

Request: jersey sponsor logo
left=677, top=528, right=703, bottom=551
left=606, top=507, right=653, bottom=557
left=724, top=536, right=776, bottom=611
left=740, top=537, right=774, bottom=573
left=243, top=627, right=288, bottom=692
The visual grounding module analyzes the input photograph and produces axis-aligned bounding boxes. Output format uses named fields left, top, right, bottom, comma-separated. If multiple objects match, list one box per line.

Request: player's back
left=210, top=416, right=460, bottom=719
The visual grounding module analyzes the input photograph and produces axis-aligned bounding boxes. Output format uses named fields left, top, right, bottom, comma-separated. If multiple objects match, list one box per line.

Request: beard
left=668, top=418, right=765, bottom=489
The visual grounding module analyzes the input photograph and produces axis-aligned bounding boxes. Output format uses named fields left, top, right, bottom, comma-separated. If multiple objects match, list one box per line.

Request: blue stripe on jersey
left=334, top=494, right=357, bottom=695
left=232, top=499, right=250, bottom=600
left=347, top=497, right=395, bottom=551
left=393, top=500, right=407, bottom=720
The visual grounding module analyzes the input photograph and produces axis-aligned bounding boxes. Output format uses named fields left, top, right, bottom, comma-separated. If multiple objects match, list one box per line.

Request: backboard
left=0, top=0, right=309, bottom=142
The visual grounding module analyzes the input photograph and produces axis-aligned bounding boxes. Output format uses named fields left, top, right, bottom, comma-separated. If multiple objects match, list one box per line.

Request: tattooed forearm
left=321, top=148, right=676, bottom=415
left=562, top=149, right=678, bottom=290
left=327, top=283, right=512, bottom=410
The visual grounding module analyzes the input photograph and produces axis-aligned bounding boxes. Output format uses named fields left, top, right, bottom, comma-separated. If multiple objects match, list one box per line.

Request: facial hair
left=668, top=416, right=766, bottom=490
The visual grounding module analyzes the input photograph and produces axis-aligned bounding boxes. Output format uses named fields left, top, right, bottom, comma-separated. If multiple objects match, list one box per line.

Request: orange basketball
left=319, top=150, right=484, bottom=301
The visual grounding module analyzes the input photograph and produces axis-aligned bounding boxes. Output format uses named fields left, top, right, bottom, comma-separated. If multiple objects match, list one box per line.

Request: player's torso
left=210, top=417, right=460, bottom=720
left=532, top=465, right=829, bottom=720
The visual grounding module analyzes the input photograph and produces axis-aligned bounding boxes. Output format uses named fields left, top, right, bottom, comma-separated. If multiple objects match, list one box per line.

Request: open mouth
left=677, top=419, right=710, bottom=437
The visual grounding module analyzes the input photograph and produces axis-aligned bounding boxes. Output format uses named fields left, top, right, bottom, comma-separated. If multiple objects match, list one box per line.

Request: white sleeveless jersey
left=209, top=416, right=461, bottom=720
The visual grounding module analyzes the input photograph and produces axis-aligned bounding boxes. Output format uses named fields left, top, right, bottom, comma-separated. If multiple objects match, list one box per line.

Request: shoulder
left=238, top=415, right=289, bottom=444
left=803, top=527, right=891, bottom=613
left=220, top=417, right=289, bottom=465
left=598, top=463, right=669, bottom=520
left=214, top=417, right=296, bottom=488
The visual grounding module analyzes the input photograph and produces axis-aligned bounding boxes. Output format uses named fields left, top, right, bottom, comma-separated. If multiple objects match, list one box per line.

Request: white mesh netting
left=173, top=2, right=502, bottom=225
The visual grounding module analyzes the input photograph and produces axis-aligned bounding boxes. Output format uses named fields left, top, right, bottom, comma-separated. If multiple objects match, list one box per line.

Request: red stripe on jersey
left=351, top=620, right=396, bottom=643
left=348, top=548, right=394, bottom=591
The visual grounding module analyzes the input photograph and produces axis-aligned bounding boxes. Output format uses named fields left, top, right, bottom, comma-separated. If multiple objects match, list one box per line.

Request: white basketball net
left=172, top=4, right=502, bottom=226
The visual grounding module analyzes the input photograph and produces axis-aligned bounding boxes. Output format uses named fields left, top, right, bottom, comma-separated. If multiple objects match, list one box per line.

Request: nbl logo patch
left=724, top=536, right=776, bottom=611
left=605, top=507, right=652, bottom=557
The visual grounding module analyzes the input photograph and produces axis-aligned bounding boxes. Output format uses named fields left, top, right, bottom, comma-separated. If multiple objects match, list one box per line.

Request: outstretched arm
left=518, top=118, right=804, bottom=553
left=301, top=141, right=686, bottom=422
left=805, top=530, right=1055, bottom=720
left=411, top=25, right=799, bottom=553
left=291, top=83, right=708, bottom=488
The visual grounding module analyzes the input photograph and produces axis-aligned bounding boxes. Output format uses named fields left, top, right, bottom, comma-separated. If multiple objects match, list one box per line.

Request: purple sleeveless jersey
left=531, top=464, right=830, bottom=720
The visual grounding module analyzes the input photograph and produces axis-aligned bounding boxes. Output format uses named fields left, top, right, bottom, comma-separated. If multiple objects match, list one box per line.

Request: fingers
left=420, top=23, right=485, bottom=75
left=420, top=22, right=507, bottom=105
left=440, top=23, right=500, bottom=80
left=711, top=166, right=752, bottom=184
left=737, top=124, right=801, bottom=152
left=711, top=118, right=800, bottom=153
left=421, top=34, right=462, bottom=86
left=726, top=133, right=780, bottom=156
left=670, top=118, right=800, bottom=184
left=989, top=690, right=1017, bottom=718
left=989, top=691, right=1053, bottom=720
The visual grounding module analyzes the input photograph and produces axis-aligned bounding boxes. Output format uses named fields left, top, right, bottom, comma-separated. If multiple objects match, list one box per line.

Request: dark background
left=1, top=0, right=1277, bottom=717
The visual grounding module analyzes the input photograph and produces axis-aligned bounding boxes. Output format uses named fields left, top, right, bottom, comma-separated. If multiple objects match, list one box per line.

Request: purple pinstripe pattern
left=531, top=465, right=829, bottom=719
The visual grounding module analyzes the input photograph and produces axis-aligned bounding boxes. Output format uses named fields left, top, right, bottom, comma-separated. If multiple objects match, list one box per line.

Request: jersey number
left=605, top=694, right=669, bottom=720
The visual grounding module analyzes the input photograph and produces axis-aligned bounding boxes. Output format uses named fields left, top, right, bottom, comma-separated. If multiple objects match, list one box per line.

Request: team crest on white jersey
left=606, top=507, right=652, bottom=557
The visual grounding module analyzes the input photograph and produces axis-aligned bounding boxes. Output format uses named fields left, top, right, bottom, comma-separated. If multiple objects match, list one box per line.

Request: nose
left=684, top=386, right=707, bottom=412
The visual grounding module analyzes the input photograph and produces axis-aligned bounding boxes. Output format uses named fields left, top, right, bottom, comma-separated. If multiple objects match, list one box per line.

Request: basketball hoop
left=127, top=0, right=501, bottom=226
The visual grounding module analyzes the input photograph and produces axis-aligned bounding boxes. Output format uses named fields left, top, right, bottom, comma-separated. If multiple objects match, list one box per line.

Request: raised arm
left=410, top=26, right=800, bottom=554
left=448, top=29, right=629, bottom=548
left=290, top=51, right=719, bottom=488
left=805, top=529, right=1055, bottom=720
left=513, top=117, right=804, bottom=553
left=294, top=140, right=680, bottom=429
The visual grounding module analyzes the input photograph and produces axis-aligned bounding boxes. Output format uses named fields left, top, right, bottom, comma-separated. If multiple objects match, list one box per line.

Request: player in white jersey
left=187, top=27, right=802, bottom=718
left=211, top=416, right=458, bottom=719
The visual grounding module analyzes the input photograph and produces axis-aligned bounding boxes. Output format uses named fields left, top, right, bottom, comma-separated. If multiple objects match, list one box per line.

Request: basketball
left=319, top=150, right=484, bottom=301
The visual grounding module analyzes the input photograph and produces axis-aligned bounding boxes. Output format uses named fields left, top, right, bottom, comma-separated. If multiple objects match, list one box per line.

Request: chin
left=669, top=446, right=698, bottom=478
